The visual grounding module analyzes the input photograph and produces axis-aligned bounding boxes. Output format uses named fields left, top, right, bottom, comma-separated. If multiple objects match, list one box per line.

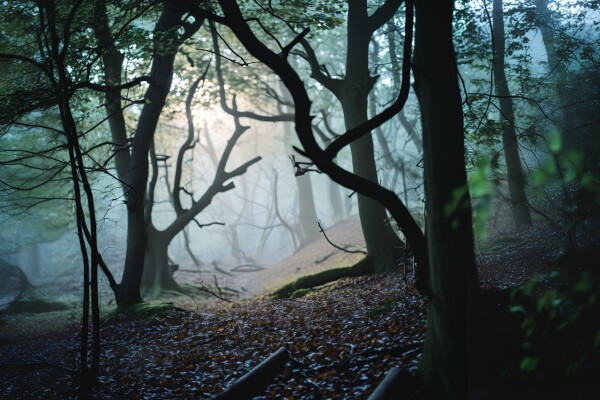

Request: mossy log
left=272, top=258, right=374, bottom=299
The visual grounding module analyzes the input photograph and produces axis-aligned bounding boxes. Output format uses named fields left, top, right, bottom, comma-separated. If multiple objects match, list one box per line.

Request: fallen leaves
left=1, top=270, right=428, bottom=399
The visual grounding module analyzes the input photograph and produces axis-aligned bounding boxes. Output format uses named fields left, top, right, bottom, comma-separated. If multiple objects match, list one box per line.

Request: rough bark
left=493, top=0, right=532, bottom=228
left=412, top=1, right=480, bottom=397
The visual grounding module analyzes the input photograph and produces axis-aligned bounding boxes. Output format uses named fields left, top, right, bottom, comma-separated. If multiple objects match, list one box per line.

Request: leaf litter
left=1, top=270, right=427, bottom=399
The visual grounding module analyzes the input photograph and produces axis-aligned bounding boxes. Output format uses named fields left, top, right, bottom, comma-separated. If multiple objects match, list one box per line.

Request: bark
left=412, top=1, right=480, bottom=397
left=143, top=226, right=183, bottom=292
left=296, top=173, right=320, bottom=245
left=46, top=0, right=102, bottom=383
left=117, top=3, right=189, bottom=306
left=339, top=0, right=404, bottom=272
left=493, top=0, right=532, bottom=228
left=93, top=0, right=132, bottom=191
left=328, top=179, right=348, bottom=222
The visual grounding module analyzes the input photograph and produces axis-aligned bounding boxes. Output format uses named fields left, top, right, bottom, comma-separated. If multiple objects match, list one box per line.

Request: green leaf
left=520, top=356, right=539, bottom=372
left=509, top=304, right=526, bottom=314
left=548, top=130, right=562, bottom=153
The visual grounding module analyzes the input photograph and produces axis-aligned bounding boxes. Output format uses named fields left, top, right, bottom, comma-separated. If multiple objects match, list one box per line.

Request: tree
left=93, top=0, right=204, bottom=306
left=142, top=81, right=261, bottom=291
left=493, top=0, right=533, bottom=228
left=298, top=0, right=406, bottom=272
left=412, top=1, right=480, bottom=396
left=0, top=0, right=108, bottom=389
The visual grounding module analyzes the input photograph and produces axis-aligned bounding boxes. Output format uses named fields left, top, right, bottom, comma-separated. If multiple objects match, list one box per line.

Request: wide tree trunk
left=413, top=1, right=480, bottom=397
left=493, top=0, right=532, bottom=228
left=143, top=226, right=183, bottom=293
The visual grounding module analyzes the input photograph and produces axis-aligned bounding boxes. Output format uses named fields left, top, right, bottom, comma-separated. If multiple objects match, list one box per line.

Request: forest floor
left=0, top=216, right=598, bottom=399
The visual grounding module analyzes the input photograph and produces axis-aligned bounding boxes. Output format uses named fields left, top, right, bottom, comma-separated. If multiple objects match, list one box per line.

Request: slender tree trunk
left=328, top=180, right=347, bottom=222
left=283, top=110, right=320, bottom=246
left=535, top=0, right=568, bottom=118
left=342, top=0, right=403, bottom=272
left=47, top=0, right=102, bottom=385
left=296, top=174, right=320, bottom=245
left=493, top=0, right=532, bottom=228
left=386, top=20, right=423, bottom=153
left=413, top=1, right=480, bottom=397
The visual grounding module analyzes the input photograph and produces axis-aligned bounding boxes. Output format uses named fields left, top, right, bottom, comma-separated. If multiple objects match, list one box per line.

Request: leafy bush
left=510, top=247, right=600, bottom=381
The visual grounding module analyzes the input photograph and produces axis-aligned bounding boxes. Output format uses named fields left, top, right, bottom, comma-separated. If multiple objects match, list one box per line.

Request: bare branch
left=210, top=21, right=294, bottom=122
left=192, top=219, right=225, bottom=229
left=318, top=221, right=367, bottom=255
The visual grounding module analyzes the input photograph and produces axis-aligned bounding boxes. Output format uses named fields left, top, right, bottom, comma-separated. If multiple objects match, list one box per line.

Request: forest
left=0, top=0, right=599, bottom=398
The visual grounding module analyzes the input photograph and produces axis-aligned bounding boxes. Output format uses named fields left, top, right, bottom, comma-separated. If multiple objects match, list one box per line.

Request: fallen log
left=212, top=347, right=290, bottom=400
left=368, top=366, right=413, bottom=400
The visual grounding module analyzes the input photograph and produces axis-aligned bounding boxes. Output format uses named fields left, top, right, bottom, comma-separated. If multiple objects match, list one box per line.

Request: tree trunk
left=413, top=1, right=480, bottom=397
left=493, top=0, right=532, bottom=228
left=111, top=3, right=189, bottom=307
left=534, top=0, right=568, bottom=127
left=116, top=205, right=145, bottom=306
left=296, top=173, right=320, bottom=245
left=282, top=107, right=320, bottom=247
left=328, top=179, right=348, bottom=222
left=341, top=0, right=403, bottom=272
left=143, top=226, right=183, bottom=293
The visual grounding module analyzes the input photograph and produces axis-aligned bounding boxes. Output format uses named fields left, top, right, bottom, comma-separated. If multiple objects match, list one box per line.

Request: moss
left=102, top=302, right=178, bottom=321
left=272, top=258, right=374, bottom=299
left=290, top=288, right=313, bottom=299
left=368, top=299, right=398, bottom=316
left=2, top=299, right=69, bottom=314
